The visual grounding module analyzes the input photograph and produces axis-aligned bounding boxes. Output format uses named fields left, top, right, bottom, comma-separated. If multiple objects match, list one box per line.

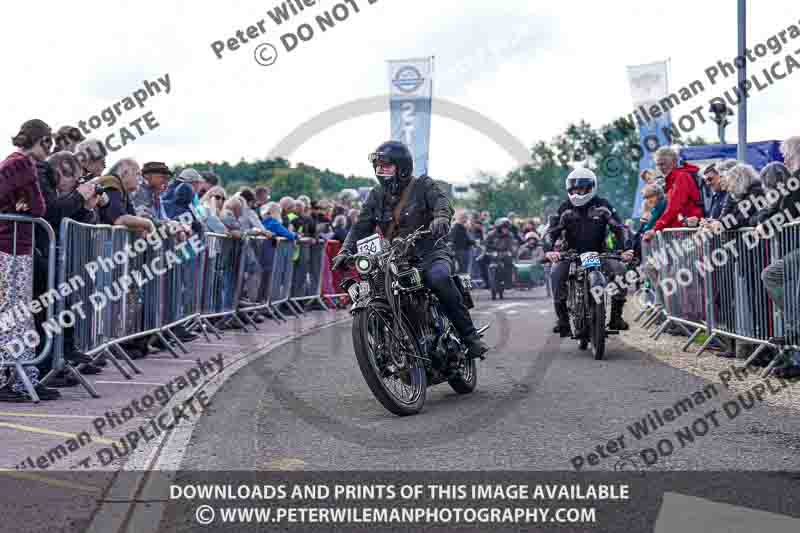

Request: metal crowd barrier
left=0, top=215, right=56, bottom=403
left=648, top=229, right=709, bottom=343
left=776, top=221, right=800, bottom=352
left=639, top=224, right=795, bottom=376
left=290, top=239, right=329, bottom=312
left=200, top=232, right=247, bottom=329
left=235, top=234, right=281, bottom=328
left=268, top=238, right=300, bottom=318
left=3, top=216, right=347, bottom=402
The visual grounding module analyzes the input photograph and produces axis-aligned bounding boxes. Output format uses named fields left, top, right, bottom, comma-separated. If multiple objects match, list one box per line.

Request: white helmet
left=566, top=168, right=597, bottom=207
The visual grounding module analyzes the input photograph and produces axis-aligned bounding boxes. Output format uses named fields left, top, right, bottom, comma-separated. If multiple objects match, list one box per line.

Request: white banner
left=627, top=60, right=669, bottom=105
left=388, top=57, right=433, bottom=99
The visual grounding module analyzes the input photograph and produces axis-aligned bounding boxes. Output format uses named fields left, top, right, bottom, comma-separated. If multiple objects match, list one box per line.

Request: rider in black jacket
left=546, top=168, right=633, bottom=336
left=332, top=141, right=489, bottom=360
left=484, top=217, right=516, bottom=288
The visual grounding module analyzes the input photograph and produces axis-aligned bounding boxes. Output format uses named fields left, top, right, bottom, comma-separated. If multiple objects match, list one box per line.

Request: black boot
left=555, top=301, right=570, bottom=337
left=463, top=333, right=489, bottom=360
left=609, top=301, right=629, bottom=330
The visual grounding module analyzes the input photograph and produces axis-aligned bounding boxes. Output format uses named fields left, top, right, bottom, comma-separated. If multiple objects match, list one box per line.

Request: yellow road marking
left=0, top=411, right=98, bottom=419
left=0, top=469, right=102, bottom=493
left=0, top=421, right=114, bottom=445
left=264, top=457, right=306, bottom=470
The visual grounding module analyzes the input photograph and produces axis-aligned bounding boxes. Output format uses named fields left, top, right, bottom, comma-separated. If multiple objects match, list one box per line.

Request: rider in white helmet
left=545, top=168, right=635, bottom=336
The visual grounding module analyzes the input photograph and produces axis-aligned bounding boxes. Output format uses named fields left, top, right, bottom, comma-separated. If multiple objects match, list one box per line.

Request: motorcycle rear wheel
left=353, top=307, right=427, bottom=416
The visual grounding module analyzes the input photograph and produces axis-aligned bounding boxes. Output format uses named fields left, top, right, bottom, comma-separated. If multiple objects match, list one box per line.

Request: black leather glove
left=430, top=217, right=450, bottom=238
left=331, top=252, right=352, bottom=272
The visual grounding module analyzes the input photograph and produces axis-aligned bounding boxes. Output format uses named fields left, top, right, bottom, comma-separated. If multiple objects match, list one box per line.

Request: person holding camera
left=34, top=151, right=109, bottom=386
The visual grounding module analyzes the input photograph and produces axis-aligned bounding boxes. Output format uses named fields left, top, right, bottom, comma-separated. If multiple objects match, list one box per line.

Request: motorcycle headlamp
left=355, top=256, right=373, bottom=275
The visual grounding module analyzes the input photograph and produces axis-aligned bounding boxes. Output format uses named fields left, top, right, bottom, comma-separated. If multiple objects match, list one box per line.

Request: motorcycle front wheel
left=591, top=298, right=606, bottom=360
left=353, top=306, right=427, bottom=416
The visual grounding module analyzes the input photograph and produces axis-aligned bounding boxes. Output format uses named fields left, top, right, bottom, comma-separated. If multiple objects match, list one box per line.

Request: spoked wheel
left=591, top=298, right=606, bottom=360
left=353, top=306, right=427, bottom=416
left=579, top=338, right=588, bottom=350
left=448, top=352, right=478, bottom=394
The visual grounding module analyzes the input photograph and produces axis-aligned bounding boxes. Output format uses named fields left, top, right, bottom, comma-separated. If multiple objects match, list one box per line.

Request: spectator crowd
left=2, top=117, right=798, bottom=401
left=0, top=119, right=376, bottom=402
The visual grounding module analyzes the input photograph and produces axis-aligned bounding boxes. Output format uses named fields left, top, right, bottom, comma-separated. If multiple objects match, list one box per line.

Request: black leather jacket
left=342, top=175, right=454, bottom=263
left=485, top=229, right=516, bottom=253
left=548, top=196, right=625, bottom=254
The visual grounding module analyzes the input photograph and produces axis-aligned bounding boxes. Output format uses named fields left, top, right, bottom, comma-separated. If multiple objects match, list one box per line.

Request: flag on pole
left=627, top=60, right=671, bottom=218
left=388, top=57, right=433, bottom=177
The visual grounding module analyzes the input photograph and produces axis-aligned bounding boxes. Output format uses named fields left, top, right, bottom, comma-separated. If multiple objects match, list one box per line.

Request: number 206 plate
left=356, top=234, right=383, bottom=256
left=580, top=252, right=601, bottom=268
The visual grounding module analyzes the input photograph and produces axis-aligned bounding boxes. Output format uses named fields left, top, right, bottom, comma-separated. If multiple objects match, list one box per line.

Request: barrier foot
left=104, top=347, right=132, bottom=379
left=761, top=351, right=783, bottom=378
left=156, top=331, right=180, bottom=358
left=270, top=304, right=288, bottom=322
left=202, top=317, right=223, bottom=339
left=111, top=344, right=142, bottom=374
left=234, top=313, right=250, bottom=331
left=640, top=307, right=662, bottom=330
left=165, top=329, right=190, bottom=355
left=633, top=305, right=650, bottom=323
left=681, top=328, right=703, bottom=352
left=288, top=300, right=305, bottom=315
left=64, top=363, right=101, bottom=398
left=695, top=332, right=717, bottom=361
left=675, top=322, right=694, bottom=337
left=740, top=344, right=768, bottom=370
left=651, top=319, right=671, bottom=341
left=242, top=312, right=260, bottom=331
left=261, top=306, right=283, bottom=323
left=280, top=302, right=299, bottom=318
left=13, top=362, right=40, bottom=403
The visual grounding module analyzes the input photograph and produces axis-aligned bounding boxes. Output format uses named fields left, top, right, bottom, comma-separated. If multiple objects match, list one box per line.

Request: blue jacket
left=263, top=216, right=296, bottom=240
left=161, top=181, right=195, bottom=221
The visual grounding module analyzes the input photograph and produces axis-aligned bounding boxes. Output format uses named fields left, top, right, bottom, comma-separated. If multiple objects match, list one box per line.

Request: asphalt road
left=179, top=288, right=800, bottom=472
left=154, top=288, right=800, bottom=532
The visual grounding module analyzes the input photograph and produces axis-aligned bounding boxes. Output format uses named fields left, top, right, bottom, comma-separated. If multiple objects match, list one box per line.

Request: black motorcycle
left=485, top=250, right=513, bottom=301
left=341, top=227, right=489, bottom=416
left=551, top=250, right=623, bottom=360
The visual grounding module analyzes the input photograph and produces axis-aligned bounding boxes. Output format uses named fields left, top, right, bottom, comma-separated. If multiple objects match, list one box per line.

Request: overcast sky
left=2, top=0, right=797, bottom=185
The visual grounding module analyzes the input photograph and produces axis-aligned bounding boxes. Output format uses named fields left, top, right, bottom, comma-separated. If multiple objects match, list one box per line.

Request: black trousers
left=421, top=259, right=476, bottom=338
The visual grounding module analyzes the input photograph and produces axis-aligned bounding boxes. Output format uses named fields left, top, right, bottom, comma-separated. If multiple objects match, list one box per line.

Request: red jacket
left=653, top=163, right=704, bottom=232
left=0, top=151, right=46, bottom=255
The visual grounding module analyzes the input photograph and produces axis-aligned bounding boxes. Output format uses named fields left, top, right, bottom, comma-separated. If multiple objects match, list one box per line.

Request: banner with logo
left=627, top=60, right=672, bottom=218
left=388, top=57, right=433, bottom=177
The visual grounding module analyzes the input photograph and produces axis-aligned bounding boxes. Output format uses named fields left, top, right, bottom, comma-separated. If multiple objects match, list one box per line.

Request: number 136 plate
left=357, top=234, right=383, bottom=256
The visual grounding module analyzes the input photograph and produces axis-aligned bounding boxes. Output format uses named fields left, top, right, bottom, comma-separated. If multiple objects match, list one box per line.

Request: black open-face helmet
left=369, top=141, right=413, bottom=193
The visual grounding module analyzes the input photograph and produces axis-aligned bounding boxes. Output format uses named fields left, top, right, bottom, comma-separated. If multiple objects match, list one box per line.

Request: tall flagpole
left=737, top=0, right=747, bottom=161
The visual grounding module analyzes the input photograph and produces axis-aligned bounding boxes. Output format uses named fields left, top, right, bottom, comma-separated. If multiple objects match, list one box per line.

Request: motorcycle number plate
left=580, top=252, right=601, bottom=268
left=357, top=234, right=383, bottom=256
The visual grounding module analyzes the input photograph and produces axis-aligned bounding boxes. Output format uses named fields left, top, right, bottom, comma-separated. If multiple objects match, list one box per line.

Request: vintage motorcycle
left=341, top=226, right=489, bottom=416
left=551, top=250, right=623, bottom=360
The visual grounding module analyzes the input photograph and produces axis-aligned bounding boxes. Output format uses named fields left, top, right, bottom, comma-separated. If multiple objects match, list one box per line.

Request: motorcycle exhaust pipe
left=476, top=324, right=491, bottom=336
